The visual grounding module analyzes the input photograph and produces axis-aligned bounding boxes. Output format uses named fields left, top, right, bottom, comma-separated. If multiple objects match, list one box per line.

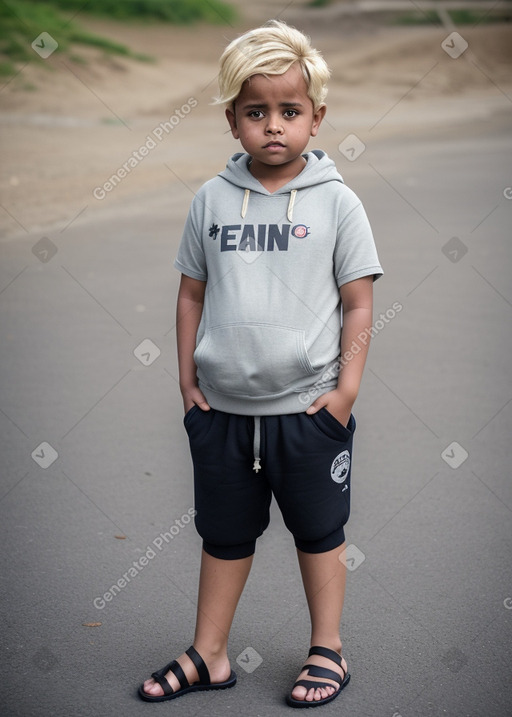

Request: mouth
left=263, top=141, right=285, bottom=148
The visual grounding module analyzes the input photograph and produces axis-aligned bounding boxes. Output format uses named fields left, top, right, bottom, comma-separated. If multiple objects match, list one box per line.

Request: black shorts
left=183, top=406, right=355, bottom=560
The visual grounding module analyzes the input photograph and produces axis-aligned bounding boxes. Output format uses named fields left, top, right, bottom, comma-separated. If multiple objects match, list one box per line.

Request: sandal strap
left=151, top=659, right=187, bottom=696
left=151, top=673, right=174, bottom=696
left=309, top=646, right=342, bottom=667
left=185, top=645, right=210, bottom=685
left=168, top=660, right=190, bottom=689
left=308, top=646, right=346, bottom=680
left=302, top=663, right=343, bottom=685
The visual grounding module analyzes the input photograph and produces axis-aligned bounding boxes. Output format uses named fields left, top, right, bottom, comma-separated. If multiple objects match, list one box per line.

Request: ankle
left=310, top=637, right=343, bottom=655
left=193, top=641, right=228, bottom=661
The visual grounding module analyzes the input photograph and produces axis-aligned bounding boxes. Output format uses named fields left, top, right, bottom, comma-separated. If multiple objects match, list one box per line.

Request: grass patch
left=449, top=8, right=512, bottom=24
left=0, top=0, right=236, bottom=81
left=48, top=0, right=236, bottom=24
left=0, top=59, right=17, bottom=76
left=0, top=1, right=150, bottom=67
left=394, top=11, right=440, bottom=26
left=395, top=9, right=512, bottom=25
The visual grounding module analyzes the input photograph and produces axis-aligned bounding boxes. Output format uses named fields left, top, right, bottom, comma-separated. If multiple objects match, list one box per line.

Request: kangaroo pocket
left=194, top=323, right=317, bottom=397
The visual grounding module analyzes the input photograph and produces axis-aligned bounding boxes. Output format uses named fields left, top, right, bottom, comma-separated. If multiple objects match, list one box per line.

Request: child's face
left=225, top=63, right=325, bottom=177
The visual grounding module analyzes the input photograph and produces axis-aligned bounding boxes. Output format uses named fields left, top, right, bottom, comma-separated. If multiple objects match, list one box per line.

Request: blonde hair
left=215, top=20, right=330, bottom=112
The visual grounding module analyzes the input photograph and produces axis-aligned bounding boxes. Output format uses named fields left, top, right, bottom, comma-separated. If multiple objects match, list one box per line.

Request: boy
left=139, top=19, right=382, bottom=708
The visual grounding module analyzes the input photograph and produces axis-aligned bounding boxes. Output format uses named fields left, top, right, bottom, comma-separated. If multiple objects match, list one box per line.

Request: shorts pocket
left=183, top=405, right=213, bottom=444
left=194, top=323, right=317, bottom=397
left=183, top=404, right=199, bottom=427
left=312, top=407, right=355, bottom=442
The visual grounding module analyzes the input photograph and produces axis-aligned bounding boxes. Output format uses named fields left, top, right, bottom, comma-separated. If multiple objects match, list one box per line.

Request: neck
left=248, top=155, right=306, bottom=193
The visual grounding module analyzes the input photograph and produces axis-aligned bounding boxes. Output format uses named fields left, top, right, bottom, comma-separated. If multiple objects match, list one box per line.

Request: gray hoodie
left=175, top=150, right=383, bottom=417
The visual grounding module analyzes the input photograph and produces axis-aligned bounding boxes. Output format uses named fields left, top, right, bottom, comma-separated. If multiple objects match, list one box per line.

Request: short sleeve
left=173, top=193, right=207, bottom=281
left=334, top=194, right=383, bottom=287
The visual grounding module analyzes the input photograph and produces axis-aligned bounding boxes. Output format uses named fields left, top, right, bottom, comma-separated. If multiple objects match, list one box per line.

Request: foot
left=141, top=647, right=232, bottom=698
left=290, top=647, right=348, bottom=704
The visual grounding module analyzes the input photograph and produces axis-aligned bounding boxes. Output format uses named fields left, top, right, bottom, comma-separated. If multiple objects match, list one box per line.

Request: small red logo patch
left=291, top=224, right=310, bottom=239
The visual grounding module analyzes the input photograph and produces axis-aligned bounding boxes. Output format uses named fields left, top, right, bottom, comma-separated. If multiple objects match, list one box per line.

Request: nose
left=265, top=114, right=283, bottom=134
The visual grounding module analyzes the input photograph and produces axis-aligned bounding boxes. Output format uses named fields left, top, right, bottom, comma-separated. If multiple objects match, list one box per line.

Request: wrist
left=179, top=378, right=198, bottom=394
left=334, top=384, right=358, bottom=406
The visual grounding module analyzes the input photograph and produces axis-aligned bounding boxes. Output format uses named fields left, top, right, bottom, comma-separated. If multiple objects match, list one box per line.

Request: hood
left=218, top=150, right=344, bottom=221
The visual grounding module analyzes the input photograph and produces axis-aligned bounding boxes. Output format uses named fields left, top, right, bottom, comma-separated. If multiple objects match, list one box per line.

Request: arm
left=176, top=274, right=210, bottom=413
left=306, top=275, right=374, bottom=427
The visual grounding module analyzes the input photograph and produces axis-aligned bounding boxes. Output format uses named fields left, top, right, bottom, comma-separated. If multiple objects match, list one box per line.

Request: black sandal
left=138, top=645, right=237, bottom=702
left=286, top=645, right=350, bottom=708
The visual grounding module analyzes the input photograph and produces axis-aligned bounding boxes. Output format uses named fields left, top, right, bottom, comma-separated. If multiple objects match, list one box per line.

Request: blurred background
left=1, top=2, right=511, bottom=716
left=1, top=0, right=511, bottom=235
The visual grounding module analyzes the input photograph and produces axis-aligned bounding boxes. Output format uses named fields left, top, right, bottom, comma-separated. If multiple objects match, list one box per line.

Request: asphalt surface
left=1, top=106, right=511, bottom=716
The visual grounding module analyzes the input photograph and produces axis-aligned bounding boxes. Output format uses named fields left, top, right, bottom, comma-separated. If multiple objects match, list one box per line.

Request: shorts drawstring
left=253, top=416, right=261, bottom=472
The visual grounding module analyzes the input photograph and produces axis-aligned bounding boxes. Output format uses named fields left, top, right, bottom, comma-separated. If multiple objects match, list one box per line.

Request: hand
left=181, top=385, right=210, bottom=413
left=305, top=389, right=353, bottom=428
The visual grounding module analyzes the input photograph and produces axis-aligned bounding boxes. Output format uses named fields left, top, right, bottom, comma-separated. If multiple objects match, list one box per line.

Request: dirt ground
left=0, top=0, right=511, bottom=238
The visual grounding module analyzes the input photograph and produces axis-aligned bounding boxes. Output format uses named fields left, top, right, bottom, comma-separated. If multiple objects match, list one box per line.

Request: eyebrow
left=241, top=101, right=305, bottom=110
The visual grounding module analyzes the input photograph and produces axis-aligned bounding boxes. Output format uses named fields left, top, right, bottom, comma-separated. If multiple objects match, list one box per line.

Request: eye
left=248, top=110, right=264, bottom=119
left=284, top=109, right=299, bottom=118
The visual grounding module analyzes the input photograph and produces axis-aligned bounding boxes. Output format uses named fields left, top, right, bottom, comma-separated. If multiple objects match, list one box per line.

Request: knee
left=294, top=526, right=346, bottom=554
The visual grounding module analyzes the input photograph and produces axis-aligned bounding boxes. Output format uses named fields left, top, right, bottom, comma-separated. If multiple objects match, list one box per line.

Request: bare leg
left=194, top=548, right=253, bottom=653
left=291, top=542, right=348, bottom=703
left=142, top=549, right=253, bottom=696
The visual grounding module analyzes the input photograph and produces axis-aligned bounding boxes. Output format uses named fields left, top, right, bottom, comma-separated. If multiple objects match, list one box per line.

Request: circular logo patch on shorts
left=331, top=450, right=350, bottom=483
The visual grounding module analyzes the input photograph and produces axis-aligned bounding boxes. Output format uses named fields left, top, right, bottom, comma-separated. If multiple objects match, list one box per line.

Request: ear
left=225, top=108, right=240, bottom=139
left=310, top=105, right=327, bottom=137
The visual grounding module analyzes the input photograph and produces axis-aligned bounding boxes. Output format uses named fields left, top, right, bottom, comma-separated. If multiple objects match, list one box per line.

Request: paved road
left=1, top=105, right=511, bottom=716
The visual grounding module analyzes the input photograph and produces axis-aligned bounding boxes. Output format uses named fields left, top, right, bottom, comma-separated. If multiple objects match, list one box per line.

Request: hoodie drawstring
left=287, top=189, right=297, bottom=222
left=240, top=188, right=297, bottom=222
left=253, top=416, right=261, bottom=472
left=241, top=188, right=250, bottom=218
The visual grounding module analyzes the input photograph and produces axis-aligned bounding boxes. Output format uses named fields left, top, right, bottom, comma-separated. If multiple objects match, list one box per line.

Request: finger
left=195, top=395, right=211, bottom=411
left=305, top=398, right=326, bottom=414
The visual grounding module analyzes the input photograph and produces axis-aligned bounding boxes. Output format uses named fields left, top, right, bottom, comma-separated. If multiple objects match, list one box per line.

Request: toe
left=291, top=651, right=347, bottom=703
left=293, top=682, right=337, bottom=703
left=291, top=685, right=307, bottom=701
left=141, top=678, right=163, bottom=697
left=304, top=688, right=314, bottom=702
